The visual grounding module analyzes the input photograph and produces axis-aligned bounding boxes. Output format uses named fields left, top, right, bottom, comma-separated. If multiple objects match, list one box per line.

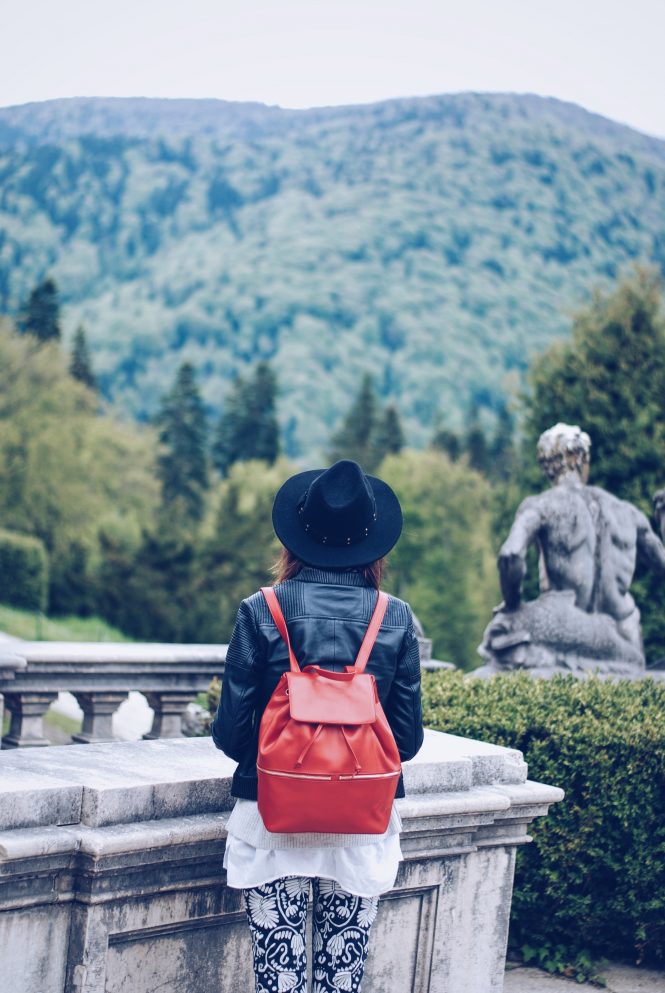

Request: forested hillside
left=1, top=93, right=664, bottom=457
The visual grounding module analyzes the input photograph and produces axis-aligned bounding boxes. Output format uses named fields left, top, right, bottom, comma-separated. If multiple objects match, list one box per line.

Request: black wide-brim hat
left=272, top=459, right=403, bottom=568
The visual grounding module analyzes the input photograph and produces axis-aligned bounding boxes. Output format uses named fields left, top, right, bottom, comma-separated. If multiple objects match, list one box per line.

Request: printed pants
left=242, top=876, right=379, bottom=993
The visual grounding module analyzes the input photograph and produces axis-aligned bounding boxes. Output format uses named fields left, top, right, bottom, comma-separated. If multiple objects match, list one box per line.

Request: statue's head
left=537, top=423, right=591, bottom=484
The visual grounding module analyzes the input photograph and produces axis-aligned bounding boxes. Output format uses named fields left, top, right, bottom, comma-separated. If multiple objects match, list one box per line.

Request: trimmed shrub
left=422, top=671, right=665, bottom=966
left=0, top=528, right=49, bottom=612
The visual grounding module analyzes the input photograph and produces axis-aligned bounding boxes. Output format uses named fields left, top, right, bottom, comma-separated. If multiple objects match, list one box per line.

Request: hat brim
left=272, top=469, right=403, bottom=568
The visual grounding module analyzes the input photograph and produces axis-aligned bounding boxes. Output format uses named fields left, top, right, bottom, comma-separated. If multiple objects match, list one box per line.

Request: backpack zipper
left=257, top=765, right=399, bottom=782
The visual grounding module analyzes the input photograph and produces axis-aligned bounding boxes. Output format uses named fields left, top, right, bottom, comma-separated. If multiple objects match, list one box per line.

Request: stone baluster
left=143, top=691, right=195, bottom=739
left=1, top=691, right=58, bottom=747
left=71, top=691, right=128, bottom=743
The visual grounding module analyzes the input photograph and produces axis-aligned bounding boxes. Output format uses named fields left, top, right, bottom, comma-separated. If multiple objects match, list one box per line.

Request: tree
left=69, top=326, right=97, bottom=390
left=523, top=267, right=665, bottom=659
left=464, top=405, right=490, bottom=474
left=372, top=404, right=405, bottom=465
left=19, top=277, right=61, bottom=342
left=97, top=529, right=199, bottom=641
left=328, top=374, right=379, bottom=469
left=213, top=361, right=280, bottom=475
left=524, top=267, right=665, bottom=508
left=156, top=362, right=209, bottom=524
left=489, top=403, right=515, bottom=481
left=0, top=319, right=158, bottom=614
left=380, top=450, right=499, bottom=668
left=431, top=425, right=462, bottom=461
left=197, top=458, right=293, bottom=639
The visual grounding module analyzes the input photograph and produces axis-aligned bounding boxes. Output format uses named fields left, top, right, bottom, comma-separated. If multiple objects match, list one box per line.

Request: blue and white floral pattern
left=243, top=877, right=379, bottom=993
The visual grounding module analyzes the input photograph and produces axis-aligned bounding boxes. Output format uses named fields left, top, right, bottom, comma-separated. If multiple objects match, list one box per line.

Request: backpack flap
left=287, top=669, right=377, bottom=725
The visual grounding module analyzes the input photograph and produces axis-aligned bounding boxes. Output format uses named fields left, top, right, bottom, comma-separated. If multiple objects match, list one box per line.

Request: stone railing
left=0, top=641, right=227, bottom=748
left=0, top=635, right=452, bottom=750
left=0, top=729, right=563, bottom=993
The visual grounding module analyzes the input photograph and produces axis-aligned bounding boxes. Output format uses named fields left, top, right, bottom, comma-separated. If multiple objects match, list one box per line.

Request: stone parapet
left=0, top=729, right=563, bottom=993
left=0, top=641, right=227, bottom=747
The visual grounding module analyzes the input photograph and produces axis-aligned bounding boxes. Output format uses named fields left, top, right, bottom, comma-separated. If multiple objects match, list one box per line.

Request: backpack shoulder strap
left=354, top=591, right=389, bottom=674
left=261, top=587, right=300, bottom=674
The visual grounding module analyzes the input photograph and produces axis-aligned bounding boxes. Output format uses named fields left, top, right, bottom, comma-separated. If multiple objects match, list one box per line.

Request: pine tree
left=69, top=326, right=97, bottom=390
left=212, top=361, right=280, bottom=475
left=464, top=405, right=490, bottom=474
left=431, top=425, right=462, bottom=461
left=20, top=277, right=61, bottom=342
left=250, top=361, right=280, bottom=464
left=371, top=403, right=405, bottom=466
left=156, top=362, right=209, bottom=524
left=328, top=374, right=378, bottom=469
left=489, top=403, right=515, bottom=481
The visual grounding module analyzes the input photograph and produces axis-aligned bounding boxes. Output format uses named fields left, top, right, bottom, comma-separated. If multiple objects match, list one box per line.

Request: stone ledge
left=0, top=727, right=564, bottom=993
left=0, top=731, right=563, bottom=861
left=0, top=728, right=532, bottom=832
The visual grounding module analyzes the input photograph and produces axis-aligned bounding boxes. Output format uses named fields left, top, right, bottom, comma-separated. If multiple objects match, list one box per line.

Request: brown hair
left=272, top=547, right=385, bottom=590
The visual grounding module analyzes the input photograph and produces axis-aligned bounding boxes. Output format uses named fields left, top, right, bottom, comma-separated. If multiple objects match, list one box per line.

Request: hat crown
left=300, top=461, right=376, bottom=546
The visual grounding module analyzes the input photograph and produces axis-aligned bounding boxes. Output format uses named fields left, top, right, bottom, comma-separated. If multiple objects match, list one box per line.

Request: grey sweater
left=226, top=798, right=403, bottom=849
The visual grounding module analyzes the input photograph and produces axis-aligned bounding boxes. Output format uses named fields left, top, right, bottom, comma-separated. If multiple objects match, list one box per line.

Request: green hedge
left=422, top=671, right=665, bottom=967
left=0, top=528, right=48, bottom=612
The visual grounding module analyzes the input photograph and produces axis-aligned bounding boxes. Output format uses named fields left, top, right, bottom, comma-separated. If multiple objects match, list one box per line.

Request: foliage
left=329, top=375, right=406, bottom=471
left=18, top=277, right=61, bottom=342
left=0, top=528, right=48, bottom=612
left=0, top=320, right=159, bottom=611
left=522, top=268, right=665, bottom=660
left=96, top=529, right=201, bottom=641
left=69, top=325, right=97, bottom=390
left=212, top=361, right=280, bottom=476
left=156, top=361, right=209, bottom=524
left=2, top=94, right=665, bottom=458
left=379, top=450, right=498, bottom=667
left=372, top=404, right=405, bottom=463
left=197, top=458, right=294, bottom=639
left=422, top=670, right=665, bottom=966
left=97, top=458, right=294, bottom=643
left=518, top=943, right=607, bottom=985
left=328, top=374, right=380, bottom=468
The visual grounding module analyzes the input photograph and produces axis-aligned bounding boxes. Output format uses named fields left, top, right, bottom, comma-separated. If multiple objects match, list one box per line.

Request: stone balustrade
left=0, top=729, right=563, bottom=993
left=0, top=641, right=227, bottom=748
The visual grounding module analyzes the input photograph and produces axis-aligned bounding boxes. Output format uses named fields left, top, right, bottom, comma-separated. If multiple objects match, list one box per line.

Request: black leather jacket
left=211, top=566, right=424, bottom=800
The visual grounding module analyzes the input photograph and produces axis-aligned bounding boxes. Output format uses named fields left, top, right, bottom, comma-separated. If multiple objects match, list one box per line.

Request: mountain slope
left=1, top=93, right=664, bottom=456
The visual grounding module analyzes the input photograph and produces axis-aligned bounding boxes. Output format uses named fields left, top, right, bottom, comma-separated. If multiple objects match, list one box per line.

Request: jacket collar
left=294, top=566, right=371, bottom=587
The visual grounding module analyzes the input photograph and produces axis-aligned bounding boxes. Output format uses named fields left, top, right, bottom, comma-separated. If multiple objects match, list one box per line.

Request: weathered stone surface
left=479, top=423, right=665, bottom=677
left=0, top=730, right=562, bottom=993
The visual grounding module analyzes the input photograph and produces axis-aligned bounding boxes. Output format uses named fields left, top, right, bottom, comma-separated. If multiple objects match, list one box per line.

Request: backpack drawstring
left=294, top=723, right=362, bottom=774
left=341, top=727, right=362, bottom=773
left=295, top=723, right=324, bottom=767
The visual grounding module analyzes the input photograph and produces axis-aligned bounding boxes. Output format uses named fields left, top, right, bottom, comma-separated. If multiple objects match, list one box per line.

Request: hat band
left=298, top=505, right=378, bottom=547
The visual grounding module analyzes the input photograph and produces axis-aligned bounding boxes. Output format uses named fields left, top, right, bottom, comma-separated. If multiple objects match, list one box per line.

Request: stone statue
left=478, top=423, right=665, bottom=677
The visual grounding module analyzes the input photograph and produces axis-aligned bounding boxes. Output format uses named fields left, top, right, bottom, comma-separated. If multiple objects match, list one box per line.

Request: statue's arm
left=636, top=506, right=665, bottom=574
left=498, top=499, right=542, bottom=609
left=654, top=489, right=665, bottom=543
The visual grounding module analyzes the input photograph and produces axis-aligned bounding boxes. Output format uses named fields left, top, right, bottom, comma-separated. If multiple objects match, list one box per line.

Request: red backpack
left=257, top=586, right=402, bottom=834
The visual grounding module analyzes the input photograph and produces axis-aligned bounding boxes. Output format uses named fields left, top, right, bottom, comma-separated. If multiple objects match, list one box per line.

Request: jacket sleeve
left=385, top=607, right=425, bottom=763
left=211, top=599, right=262, bottom=762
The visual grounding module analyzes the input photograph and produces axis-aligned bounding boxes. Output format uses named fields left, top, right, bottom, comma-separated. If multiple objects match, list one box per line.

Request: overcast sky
left=2, top=0, right=665, bottom=138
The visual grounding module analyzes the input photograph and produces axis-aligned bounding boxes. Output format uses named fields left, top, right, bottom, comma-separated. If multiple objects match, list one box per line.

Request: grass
left=0, top=604, right=129, bottom=642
